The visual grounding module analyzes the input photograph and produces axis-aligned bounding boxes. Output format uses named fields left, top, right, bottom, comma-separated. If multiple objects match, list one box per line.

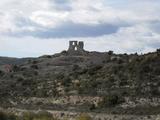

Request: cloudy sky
left=0, top=0, right=160, bottom=57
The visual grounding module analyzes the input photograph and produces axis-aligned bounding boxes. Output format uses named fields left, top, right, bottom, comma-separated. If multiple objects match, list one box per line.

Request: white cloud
left=0, top=0, right=160, bottom=31
left=83, top=24, right=160, bottom=54
left=30, top=11, right=69, bottom=28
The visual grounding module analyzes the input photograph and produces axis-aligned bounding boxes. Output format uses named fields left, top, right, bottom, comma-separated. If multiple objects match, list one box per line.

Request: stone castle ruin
left=68, top=41, right=85, bottom=53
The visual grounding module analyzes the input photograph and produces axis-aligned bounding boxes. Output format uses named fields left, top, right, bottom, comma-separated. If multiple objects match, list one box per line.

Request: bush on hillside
left=0, top=111, right=17, bottom=120
left=0, top=70, right=4, bottom=76
left=98, top=93, right=124, bottom=107
left=22, top=111, right=57, bottom=120
left=76, top=113, right=92, bottom=120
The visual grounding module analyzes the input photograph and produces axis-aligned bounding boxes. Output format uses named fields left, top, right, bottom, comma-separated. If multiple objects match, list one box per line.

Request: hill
left=0, top=49, right=160, bottom=117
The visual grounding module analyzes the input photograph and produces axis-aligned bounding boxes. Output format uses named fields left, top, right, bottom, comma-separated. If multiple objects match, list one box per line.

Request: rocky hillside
left=0, top=49, right=160, bottom=115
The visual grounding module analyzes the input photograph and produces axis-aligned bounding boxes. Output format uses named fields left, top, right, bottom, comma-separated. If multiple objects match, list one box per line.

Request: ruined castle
left=68, top=41, right=85, bottom=53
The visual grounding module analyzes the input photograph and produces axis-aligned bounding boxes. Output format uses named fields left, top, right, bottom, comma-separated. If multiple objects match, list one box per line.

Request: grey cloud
left=53, top=0, right=70, bottom=4
left=50, top=0, right=72, bottom=11
left=149, top=21, right=160, bottom=34
left=35, top=23, right=121, bottom=38
left=15, top=17, right=37, bottom=27
left=8, top=22, right=128, bottom=38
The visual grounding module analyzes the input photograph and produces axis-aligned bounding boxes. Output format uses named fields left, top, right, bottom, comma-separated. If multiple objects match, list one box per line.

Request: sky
left=0, top=0, right=160, bottom=58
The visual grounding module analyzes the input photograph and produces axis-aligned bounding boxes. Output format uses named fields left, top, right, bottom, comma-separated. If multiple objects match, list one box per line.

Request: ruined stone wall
left=68, top=41, right=84, bottom=53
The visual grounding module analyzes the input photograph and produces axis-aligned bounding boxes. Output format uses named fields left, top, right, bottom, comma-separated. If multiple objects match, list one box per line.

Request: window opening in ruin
left=72, top=42, right=75, bottom=45
left=75, top=47, right=78, bottom=51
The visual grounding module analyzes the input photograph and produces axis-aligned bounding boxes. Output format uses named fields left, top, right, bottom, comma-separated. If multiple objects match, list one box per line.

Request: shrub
left=108, top=51, right=114, bottom=55
left=33, top=71, right=39, bottom=76
left=40, top=55, right=52, bottom=58
left=98, top=93, right=124, bottom=107
left=61, top=76, right=71, bottom=86
left=22, top=111, right=56, bottom=120
left=0, top=70, right=4, bottom=76
left=87, top=65, right=102, bottom=75
left=141, top=65, right=152, bottom=73
left=0, top=111, right=17, bottom=120
left=55, top=73, right=64, bottom=80
left=45, top=55, right=52, bottom=58
left=151, top=87, right=160, bottom=96
left=16, top=76, right=24, bottom=82
left=157, top=48, right=160, bottom=53
left=76, top=114, right=92, bottom=120
left=12, top=65, right=20, bottom=72
left=89, top=104, right=96, bottom=111
left=32, top=60, right=38, bottom=64
left=61, top=50, right=67, bottom=54
left=30, top=65, right=39, bottom=69
left=72, top=64, right=80, bottom=71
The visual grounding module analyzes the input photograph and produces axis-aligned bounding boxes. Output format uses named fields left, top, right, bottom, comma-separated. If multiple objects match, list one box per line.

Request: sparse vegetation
left=22, top=111, right=56, bottom=120
left=0, top=111, right=58, bottom=120
left=0, top=50, right=160, bottom=116
left=0, top=111, right=17, bottom=120
left=98, top=93, right=124, bottom=108
left=76, top=114, right=92, bottom=120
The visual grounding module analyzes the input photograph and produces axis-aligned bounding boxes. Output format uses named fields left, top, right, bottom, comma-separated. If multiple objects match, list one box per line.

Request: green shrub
left=55, top=73, right=64, bottom=80
left=22, top=111, right=56, bottom=120
left=16, top=76, right=24, bottom=82
left=87, top=65, right=102, bottom=75
left=31, top=65, right=39, bottom=69
left=61, top=50, right=67, bottom=55
left=0, top=70, right=4, bottom=76
left=76, top=114, right=92, bottom=120
left=12, top=65, right=20, bottom=72
left=45, top=55, right=52, bottom=58
left=98, top=93, right=124, bottom=107
left=108, top=51, right=113, bottom=55
left=0, top=111, right=17, bottom=120
left=72, top=64, right=80, bottom=71
left=32, top=60, right=38, bottom=64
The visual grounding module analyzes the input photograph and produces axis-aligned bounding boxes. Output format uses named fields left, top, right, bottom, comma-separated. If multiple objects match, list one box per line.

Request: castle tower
left=68, top=41, right=78, bottom=51
left=77, top=41, right=84, bottom=51
left=68, top=41, right=84, bottom=52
